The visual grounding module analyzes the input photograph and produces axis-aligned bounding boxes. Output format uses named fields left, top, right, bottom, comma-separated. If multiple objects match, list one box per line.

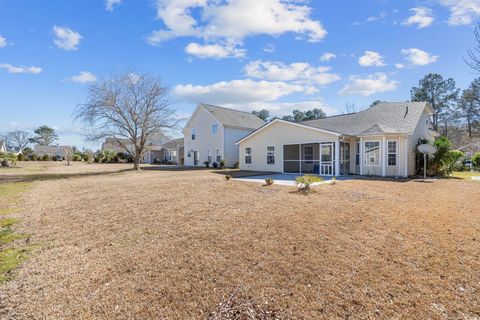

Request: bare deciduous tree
left=465, top=23, right=480, bottom=73
left=3, top=130, right=32, bottom=152
left=75, top=73, right=178, bottom=170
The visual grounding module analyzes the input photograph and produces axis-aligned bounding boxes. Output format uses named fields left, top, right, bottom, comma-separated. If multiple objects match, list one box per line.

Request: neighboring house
left=457, top=142, right=480, bottom=159
left=0, top=140, right=6, bottom=153
left=102, top=134, right=171, bottom=164
left=161, top=138, right=184, bottom=164
left=183, top=104, right=265, bottom=167
left=101, top=138, right=135, bottom=154
left=236, top=102, right=439, bottom=177
left=34, top=145, right=74, bottom=158
left=142, top=145, right=164, bottom=164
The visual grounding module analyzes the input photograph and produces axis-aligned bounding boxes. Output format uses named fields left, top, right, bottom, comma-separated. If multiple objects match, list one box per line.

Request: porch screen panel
left=283, top=144, right=300, bottom=173
left=301, top=143, right=320, bottom=174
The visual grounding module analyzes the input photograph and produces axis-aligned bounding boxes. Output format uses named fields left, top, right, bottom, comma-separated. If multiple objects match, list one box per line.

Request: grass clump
left=225, top=175, right=232, bottom=181
left=0, top=247, right=35, bottom=283
left=296, top=175, right=322, bottom=193
left=264, top=177, right=274, bottom=186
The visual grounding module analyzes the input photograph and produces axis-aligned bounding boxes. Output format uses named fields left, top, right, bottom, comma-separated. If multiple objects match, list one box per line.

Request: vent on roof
left=404, top=106, right=409, bottom=118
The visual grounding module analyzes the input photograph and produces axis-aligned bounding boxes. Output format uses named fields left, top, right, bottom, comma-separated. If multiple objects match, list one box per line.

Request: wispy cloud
left=53, top=26, right=82, bottom=51
left=0, top=63, right=42, bottom=74
left=185, top=42, right=246, bottom=59
left=0, top=35, right=8, bottom=48
left=105, top=0, right=122, bottom=11
left=402, top=7, right=434, bottom=28
left=68, top=71, right=97, bottom=83
left=339, top=73, right=398, bottom=96
left=319, top=52, right=336, bottom=62
left=439, top=0, right=480, bottom=25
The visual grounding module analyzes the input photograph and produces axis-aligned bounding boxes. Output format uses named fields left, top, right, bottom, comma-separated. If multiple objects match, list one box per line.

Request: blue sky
left=1, top=0, right=479, bottom=149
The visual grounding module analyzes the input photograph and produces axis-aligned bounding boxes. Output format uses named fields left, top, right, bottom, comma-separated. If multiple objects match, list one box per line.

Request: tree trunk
left=133, top=157, right=141, bottom=170
left=467, top=116, right=472, bottom=138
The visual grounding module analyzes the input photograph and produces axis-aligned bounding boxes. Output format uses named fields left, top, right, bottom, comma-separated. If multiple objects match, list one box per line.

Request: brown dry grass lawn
left=0, top=162, right=479, bottom=319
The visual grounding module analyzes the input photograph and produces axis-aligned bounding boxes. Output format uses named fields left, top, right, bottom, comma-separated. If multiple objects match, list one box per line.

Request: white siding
left=238, top=121, right=338, bottom=173
left=183, top=106, right=223, bottom=166
left=224, top=127, right=254, bottom=167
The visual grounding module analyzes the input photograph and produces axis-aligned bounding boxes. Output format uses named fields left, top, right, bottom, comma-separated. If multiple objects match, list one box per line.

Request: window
left=388, top=141, right=397, bottom=166
left=267, top=146, right=275, bottom=164
left=304, top=146, right=314, bottom=164
left=187, top=151, right=191, bottom=158
left=364, top=141, right=380, bottom=166
left=321, top=145, right=332, bottom=162
left=216, top=149, right=221, bottom=163
left=355, top=142, right=360, bottom=166
left=208, top=149, right=212, bottom=163
left=245, top=147, right=252, bottom=164
left=212, top=124, right=218, bottom=135
left=191, top=128, right=196, bottom=140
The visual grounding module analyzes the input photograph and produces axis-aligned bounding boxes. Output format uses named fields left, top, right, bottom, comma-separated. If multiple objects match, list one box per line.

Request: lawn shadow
left=0, top=168, right=135, bottom=184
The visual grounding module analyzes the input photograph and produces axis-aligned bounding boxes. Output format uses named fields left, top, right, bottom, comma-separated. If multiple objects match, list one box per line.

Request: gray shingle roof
left=302, top=102, right=430, bottom=136
left=201, top=104, right=265, bottom=130
left=161, top=138, right=184, bottom=149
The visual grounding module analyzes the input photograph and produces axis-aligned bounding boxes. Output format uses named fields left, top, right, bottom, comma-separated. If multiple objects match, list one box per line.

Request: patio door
left=193, top=151, right=200, bottom=166
left=340, top=142, right=351, bottom=175
left=320, top=143, right=334, bottom=175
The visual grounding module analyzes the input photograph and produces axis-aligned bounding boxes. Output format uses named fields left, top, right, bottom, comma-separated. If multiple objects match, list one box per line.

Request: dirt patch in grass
left=0, top=169, right=479, bottom=319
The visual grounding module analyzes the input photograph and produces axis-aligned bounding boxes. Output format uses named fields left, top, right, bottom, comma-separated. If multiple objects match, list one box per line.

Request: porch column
left=299, top=144, right=302, bottom=174
left=382, top=137, right=386, bottom=177
left=359, top=137, right=363, bottom=176
left=404, top=135, right=408, bottom=178
left=335, top=138, right=340, bottom=177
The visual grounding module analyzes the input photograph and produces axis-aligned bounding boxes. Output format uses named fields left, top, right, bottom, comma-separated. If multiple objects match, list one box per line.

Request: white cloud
left=69, top=71, right=97, bottom=83
left=358, top=51, right=386, bottom=67
left=439, top=0, right=480, bottom=25
left=53, top=26, right=82, bottom=51
left=0, top=63, right=42, bottom=74
left=320, top=52, right=336, bottom=62
left=244, top=60, right=340, bottom=85
left=148, top=0, right=327, bottom=49
left=339, top=73, right=398, bottom=96
left=354, top=11, right=387, bottom=25
left=106, top=0, right=122, bottom=11
left=174, top=79, right=307, bottom=105
left=403, top=7, right=434, bottom=28
left=263, top=44, right=275, bottom=53
left=185, top=42, right=246, bottom=59
left=0, top=35, right=7, bottom=48
left=401, top=48, right=438, bottom=66
left=395, top=63, right=405, bottom=69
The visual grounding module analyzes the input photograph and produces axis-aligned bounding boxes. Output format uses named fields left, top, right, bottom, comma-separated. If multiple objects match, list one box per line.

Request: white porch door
left=320, top=143, right=334, bottom=175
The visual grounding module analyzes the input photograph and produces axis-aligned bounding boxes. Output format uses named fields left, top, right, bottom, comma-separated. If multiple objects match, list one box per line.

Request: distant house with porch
left=161, top=138, right=184, bottom=164
left=34, top=145, right=74, bottom=159
left=183, top=104, right=265, bottom=167
left=236, top=102, right=439, bottom=178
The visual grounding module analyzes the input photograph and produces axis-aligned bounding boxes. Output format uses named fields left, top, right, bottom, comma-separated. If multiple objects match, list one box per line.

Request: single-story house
left=183, top=103, right=265, bottom=167
left=101, top=138, right=135, bottom=154
left=0, top=140, right=6, bottom=153
left=142, top=145, right=164, bottom=164
left=34, top=145, right=74, bottom=159
left=236, top=102, right=439, bottom=177
left=161, top=138, right=184, bottom=164
left=457, top=142, right=480, bottom=159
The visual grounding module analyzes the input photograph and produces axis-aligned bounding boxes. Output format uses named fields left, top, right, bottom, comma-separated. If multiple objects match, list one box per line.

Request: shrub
left=82, top=153, right=90, bottom=162
left=212, top=162, right=218, bottom=168
left=73, top=154, right=82, bottom=161
left=264, top=177, right=274, bottom=186
left=234, top=161, right=239, bottom=169
left=330, top=177, right=337, bottom=185
left=473, top=152, right=480, bottom=169
left=204, top=160, right=210, bottom=168
left=225, top=175, right=232, bottom=181
left=440, top=150, right=465, bottom=177
left=17, top=153, right=24, bottom=161
left=220, top=159, right=226, bottom=169
left=42, top=154, right=49, bottom=161
left=295, top=175, right=322, bottom=192
left=0, top=152, right=17, bottom=167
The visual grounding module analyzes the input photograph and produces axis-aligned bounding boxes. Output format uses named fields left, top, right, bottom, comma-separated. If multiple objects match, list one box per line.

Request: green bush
left=219, top=159, right=226, bottom=169
left=42, top=154, right=49, bottom=161
left=17, top=153, right=24, bottom=161
left=73, top=154, right=82, bottom=161
left=440, top=150, right=465, bottom=177
left=204, top=160, right=210, bottom=168
left=225, top=175, right=232, bottom=181
left=234, top=161, right=239, bottom=169
left=296, top=175, right=323, bottom=192
left=0, top=152, right=18, bottom=167
left=82, top=153, right=90, bottom=162
left=265, top=177, right=274, bottom=186
left=473, top=152, right=480, bottom=168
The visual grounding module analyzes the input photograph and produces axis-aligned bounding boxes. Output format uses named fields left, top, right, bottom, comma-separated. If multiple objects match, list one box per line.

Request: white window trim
left=266, top=145, right=275, bottom=165
left=211, top=123, right=218, bottom=135
left=364, top=140, right=381, bottom=167
left=245, top=146, right=252, bottom=164
left=387, top=140, right=398, bottom=167
left=355, top=141, right=360, bottom=166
